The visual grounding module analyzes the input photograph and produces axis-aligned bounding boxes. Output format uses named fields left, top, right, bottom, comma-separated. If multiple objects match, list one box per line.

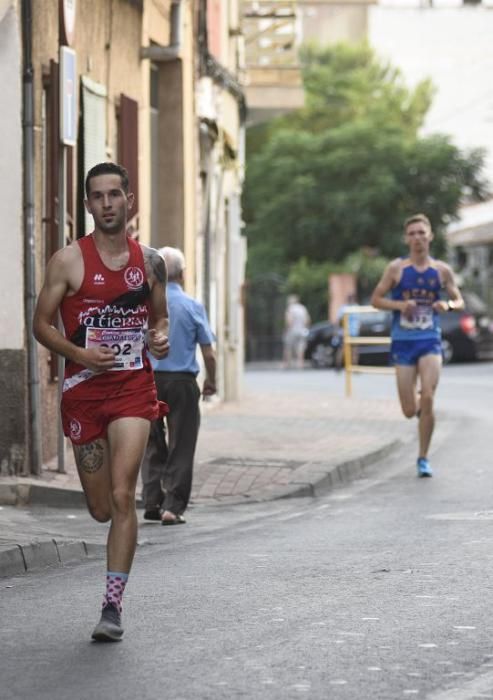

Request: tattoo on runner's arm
left=74, top=441, right=104, bottom=474
left=143, top=248, right=167, bottom=286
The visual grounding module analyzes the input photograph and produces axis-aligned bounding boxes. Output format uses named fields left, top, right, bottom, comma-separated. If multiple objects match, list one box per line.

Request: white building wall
left=369, top=6, right=493, bottom=187
left=0, top=1, right=24, bottom=350
left=198, top=1, right=246, bottom=401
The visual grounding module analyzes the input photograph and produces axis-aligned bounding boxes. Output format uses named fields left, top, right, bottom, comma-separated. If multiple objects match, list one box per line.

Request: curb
left=194, top=438, right=402, bottom=507
left=0, top=481, right=144, bottom=509
left=293, top=438, right=401, bottom=500
left=0, top=539, right=105, bottom=579
left=0, top=480, right=86, bottom=508
left=0, top=438, right=402, bottom=578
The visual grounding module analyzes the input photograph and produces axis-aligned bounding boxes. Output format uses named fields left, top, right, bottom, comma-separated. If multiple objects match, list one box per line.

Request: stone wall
left=0, top=350, right=26, bottom=475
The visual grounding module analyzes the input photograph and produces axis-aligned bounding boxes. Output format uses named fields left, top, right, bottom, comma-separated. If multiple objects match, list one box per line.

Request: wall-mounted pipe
left=21, top=0, right=42, bottom=475
left=140, top=0, right=182, bottom=61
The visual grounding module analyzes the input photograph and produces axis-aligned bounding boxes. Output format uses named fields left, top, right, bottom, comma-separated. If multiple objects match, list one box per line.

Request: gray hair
left=159, top=246, right=185, bottom=282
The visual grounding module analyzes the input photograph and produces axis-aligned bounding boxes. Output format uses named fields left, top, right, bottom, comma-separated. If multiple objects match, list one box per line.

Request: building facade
left=0, top=0, right=247, bottom=475
left=197, top=0, right=247, bottom=400
left=0, top=0, right=25, bottom=475
left=447, top=200, right=493, bottom=310
left=241, top=1, right=304, bottom=124
left=300, top=0, right=373, bottom=45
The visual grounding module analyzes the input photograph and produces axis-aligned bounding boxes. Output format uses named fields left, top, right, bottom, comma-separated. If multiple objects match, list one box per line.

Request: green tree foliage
left=298, top=43, right=433, bottom=135
left=286, top=251, right=389, bottom=321
left=243, top=43, right=489, bottom=320
left=340, top=250, right=389, bottom=302
left=286, top=258, right=339, bottom=321
left=245, top=126, right=487, bottom=266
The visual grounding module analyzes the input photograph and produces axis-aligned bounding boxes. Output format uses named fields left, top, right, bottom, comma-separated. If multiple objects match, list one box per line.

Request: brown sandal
left=161, top=514, right=186, bottom=526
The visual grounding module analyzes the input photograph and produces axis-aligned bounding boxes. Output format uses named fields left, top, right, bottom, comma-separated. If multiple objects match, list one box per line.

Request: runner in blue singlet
left=371, top=213, right=464, bottom=478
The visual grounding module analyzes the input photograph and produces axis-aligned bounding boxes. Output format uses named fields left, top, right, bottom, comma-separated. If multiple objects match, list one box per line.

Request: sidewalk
left=0, top=369, right=414, bottom=577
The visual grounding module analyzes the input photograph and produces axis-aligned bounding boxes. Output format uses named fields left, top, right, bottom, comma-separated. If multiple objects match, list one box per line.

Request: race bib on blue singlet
left=85, top=328, right=144, bottom=371
left=400, top=303, right=434, bottom=331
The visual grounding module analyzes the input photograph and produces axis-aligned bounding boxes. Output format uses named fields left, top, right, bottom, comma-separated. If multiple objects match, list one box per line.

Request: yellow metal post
left=342, top=305, right=393, bottom=398
left=343, top=312, right=352, bottom=397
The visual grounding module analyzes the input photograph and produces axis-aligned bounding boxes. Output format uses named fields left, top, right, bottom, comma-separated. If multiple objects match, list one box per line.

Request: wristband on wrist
left=447, top=300, right=455, bottom=311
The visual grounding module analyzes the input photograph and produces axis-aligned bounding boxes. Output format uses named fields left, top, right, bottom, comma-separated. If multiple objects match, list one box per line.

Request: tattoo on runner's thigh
left=75, top=442, right=104, bottom=473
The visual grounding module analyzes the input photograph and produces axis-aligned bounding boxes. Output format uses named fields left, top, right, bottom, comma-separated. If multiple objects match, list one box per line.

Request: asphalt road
left=1, top=363, right=493, bottom=700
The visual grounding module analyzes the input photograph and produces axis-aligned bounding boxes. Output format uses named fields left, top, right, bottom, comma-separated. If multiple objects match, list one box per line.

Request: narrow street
left=1, top=363, right=493, bottom=700
left=2, top=3, right=493, bottom=699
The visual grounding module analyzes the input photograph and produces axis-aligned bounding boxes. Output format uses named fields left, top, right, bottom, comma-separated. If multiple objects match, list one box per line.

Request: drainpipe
left=199, top=119, right=218, bottom=315
left=21, top=0, right=42, bottom=475
left=140, top=0, right=182, bottom=61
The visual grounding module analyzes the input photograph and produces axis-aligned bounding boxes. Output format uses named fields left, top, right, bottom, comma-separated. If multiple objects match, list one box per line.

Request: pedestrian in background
left=337, top=294, right=360, bottom=336
left=282, top=294, right=311, bottom=369
left=33, top=162, right=169, bottom=642
left=337, top=294, right=361, bottom=366
left=141, top=246, right=216, bottom=525
left=371, top=213, right=464, bottom=478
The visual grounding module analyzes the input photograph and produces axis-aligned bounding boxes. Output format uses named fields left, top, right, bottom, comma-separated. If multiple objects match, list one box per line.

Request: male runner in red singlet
left=371, top=214, right=463, bottom=478
left=33, top=162, right=169, bottom=642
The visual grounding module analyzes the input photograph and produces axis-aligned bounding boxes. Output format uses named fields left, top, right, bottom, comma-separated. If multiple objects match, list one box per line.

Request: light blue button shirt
left=151, top=282, right=215, bottom=374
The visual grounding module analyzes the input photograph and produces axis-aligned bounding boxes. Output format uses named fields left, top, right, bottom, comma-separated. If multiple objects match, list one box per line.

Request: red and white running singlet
left=60, top=234, right=155, bottom=399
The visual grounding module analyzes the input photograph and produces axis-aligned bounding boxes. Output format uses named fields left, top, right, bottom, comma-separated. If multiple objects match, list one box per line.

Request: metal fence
left=342, top=306, right=393, bottom=397
left=245, top=274, right=286, bottom=361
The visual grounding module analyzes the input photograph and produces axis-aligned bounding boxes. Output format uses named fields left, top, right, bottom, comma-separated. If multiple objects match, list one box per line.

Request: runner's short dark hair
left=85, top=162, right=129, bottom=197
left=404, top=213, right=431, bottom=231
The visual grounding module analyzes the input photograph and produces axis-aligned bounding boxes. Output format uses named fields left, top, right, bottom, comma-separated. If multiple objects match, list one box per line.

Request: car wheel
left=441, top=338, right=454, bottom=364
left=310, top=342, right=335, bottom=368
left=334, top=345, right=344, bottom=371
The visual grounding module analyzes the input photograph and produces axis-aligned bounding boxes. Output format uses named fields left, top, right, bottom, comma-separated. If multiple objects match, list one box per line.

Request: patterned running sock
left=103, top=571, right=129, bottom=613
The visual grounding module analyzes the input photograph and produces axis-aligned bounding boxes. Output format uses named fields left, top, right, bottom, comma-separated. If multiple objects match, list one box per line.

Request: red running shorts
left=61, top=390, right=169, bottom=445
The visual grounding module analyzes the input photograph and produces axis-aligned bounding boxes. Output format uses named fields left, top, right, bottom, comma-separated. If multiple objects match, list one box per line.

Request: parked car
left=304, top=291, right=493, bottom=368
left=304, top=321, right=343, bottom=369
left=440, top=291, right=493, bottom=363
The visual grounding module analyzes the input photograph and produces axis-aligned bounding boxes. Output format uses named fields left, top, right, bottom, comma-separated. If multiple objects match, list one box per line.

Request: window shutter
left=118, top=94, right=139, bottom=225
left=81, top=76, right=107, bottom=234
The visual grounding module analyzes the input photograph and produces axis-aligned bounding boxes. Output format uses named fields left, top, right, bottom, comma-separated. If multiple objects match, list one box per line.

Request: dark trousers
left=141, top=372, right=201, bottom=515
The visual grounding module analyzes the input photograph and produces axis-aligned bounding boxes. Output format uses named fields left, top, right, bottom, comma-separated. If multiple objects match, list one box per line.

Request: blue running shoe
left=417, top=457, right=433, bottom=478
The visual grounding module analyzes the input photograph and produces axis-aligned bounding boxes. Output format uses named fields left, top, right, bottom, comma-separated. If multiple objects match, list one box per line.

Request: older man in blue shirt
left=141, top=247, right=216, bottom=525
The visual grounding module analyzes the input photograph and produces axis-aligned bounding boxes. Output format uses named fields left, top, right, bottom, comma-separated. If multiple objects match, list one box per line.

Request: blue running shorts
left=391, top=338, right=442, bottom=366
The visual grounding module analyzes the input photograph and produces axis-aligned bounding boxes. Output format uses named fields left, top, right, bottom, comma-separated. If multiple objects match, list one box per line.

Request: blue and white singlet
left=391, top=259, right=442, bottom=341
